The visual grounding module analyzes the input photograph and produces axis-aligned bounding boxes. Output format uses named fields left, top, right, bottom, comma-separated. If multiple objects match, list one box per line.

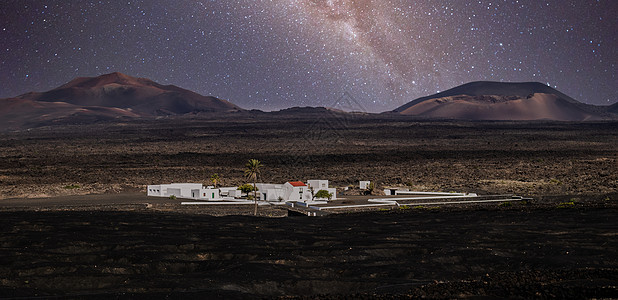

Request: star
left=0, top=0, right=615, bottom=111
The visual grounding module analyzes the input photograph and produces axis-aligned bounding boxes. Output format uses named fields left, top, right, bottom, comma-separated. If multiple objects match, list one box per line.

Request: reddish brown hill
left=398, top=93, right=598, bottom=121
left=394, top=81, right=608, bottom=121
left=55, top=72, right=150, bottom=89
left=0, top=98, right=140, bottom=130
left=17, top=72, right=242, bottom=114
left=1, top=72, right=244, bottom=130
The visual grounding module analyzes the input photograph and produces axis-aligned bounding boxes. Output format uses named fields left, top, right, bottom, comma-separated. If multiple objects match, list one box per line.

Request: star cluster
left=1, top=0, right=616, bottom=112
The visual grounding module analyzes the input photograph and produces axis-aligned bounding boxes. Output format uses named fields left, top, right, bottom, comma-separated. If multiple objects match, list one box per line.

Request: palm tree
left=210, top=173, right=220, bottom=189
left=244, top=159, right=262, bottom=215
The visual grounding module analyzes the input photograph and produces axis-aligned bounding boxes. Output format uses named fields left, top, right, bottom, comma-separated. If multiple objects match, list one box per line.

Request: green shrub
left=550, top=178, right=562, bottom=185
left=557, top=198, right=577, bottom=208
left=238, top=184, right=256, bottom=193
left=499, top=201, right=512, bottom=207
left=169, top=195, right=177, bottom=200
left=315, top=190, right=333, bottom=200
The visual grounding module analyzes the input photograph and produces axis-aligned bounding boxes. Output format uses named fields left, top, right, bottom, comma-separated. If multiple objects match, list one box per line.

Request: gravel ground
left=0, top=201, right=616, bottom=298
left=0, top=117, right=616, bottom=200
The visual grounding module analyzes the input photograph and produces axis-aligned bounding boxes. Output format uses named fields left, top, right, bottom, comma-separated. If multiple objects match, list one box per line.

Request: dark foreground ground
left=0, top=202, right=616, bottom=299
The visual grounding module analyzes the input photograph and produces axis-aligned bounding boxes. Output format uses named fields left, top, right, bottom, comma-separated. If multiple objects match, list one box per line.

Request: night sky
left=1, top=1, right=616, bottom=112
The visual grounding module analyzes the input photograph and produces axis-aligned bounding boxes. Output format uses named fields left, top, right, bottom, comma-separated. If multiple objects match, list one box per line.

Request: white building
left=148, top=180, right=336, bottom=202
left=360, top=181, right=371, bottom=189
left=283, top=181, right=313, bottom=202
left=147, top=183, right=219, bottom=200
left=307, top=180, right=328, bottom=190
left=255, top=183, right=286, bottom=201
left=191, top=188, right=220, bottom=200
left=147, top=185, right=164, bottom=196
left=384, top=188, right=403, bottom=196
left=219, top=187, right=242, bottom=198
left=253, top=181, right=337, bottom=202
left=148, top=183, right=202, bottom=198
left=307, top=180, right=337, bottom=200
left=227, top=189, right=242, bottom=198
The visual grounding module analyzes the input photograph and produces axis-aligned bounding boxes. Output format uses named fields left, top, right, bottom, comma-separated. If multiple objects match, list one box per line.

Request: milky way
left=1, top=0, right=616, bottom=112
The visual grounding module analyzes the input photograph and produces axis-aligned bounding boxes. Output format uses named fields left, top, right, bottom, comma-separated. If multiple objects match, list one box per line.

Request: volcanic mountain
left=0, top=72, right=243, bottom=129
left=17, top=72, right=242, bottom=115
left=393, top=81, right=606, bottom=121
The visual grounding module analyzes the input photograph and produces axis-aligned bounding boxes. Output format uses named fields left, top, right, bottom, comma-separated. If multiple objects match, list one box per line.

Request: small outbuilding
left=360, top=181, right=371, bottom=190
left=307, top=179, right=337, bottom=200
left=148, top=183, right=203, bottom=198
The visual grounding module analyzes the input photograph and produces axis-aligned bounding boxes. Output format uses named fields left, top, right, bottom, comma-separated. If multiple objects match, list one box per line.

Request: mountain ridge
left=16, top=72, right=242, bottom=113
left=1, top=75, right=616, bottom=130
left=0, top=72, right=244, bottom=130
left=393, top=81, right=615, bottom=121
left=393, top=81, right=580, bottom=113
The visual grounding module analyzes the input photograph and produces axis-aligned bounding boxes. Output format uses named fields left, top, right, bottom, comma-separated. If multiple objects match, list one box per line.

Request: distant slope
left=0, top=72, right=244, bottom=130
left=393, top=81, right=610, bottom=121
left=393, top=81, right=579, bottom=113
left=398, top=93, right=598, bottom=121
left=0, top=98, right=141, bottom=130
left=17, top=72, right=242, bottom=115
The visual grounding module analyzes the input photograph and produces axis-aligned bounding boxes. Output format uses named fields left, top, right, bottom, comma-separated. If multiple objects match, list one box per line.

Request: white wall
left=307, top=180, right=329, bottom=190
left=192, top=188, right=220, bottom=200
left=256, top=183, right=283, bottom=191
left=227, top=189, right=242, bottom=198
left=147, top=185, right=162, bottom=196
left=360, top=181, right=371, bottom=189
left=148, top=183, right=203, bottom=199
left=166, top=183, right=203, bottom=198
left=284, top=183, right=312, bottom=201
left=167, top=188, right=182, bottom=197
left=265, top=188, right=285, bottom=201
left=148, top=182, right=334, bottom=201
left=219, top=187, right=237, bottom=197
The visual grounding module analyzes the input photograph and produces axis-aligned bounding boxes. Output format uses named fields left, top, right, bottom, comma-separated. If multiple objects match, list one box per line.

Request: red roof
left=287, top=181, right=306, bottom=187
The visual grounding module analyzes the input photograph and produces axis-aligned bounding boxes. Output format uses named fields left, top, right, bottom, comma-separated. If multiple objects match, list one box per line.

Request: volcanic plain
left=0, top=115, right=616, bottom=298
left=1, top=114, right=616, bottom=199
